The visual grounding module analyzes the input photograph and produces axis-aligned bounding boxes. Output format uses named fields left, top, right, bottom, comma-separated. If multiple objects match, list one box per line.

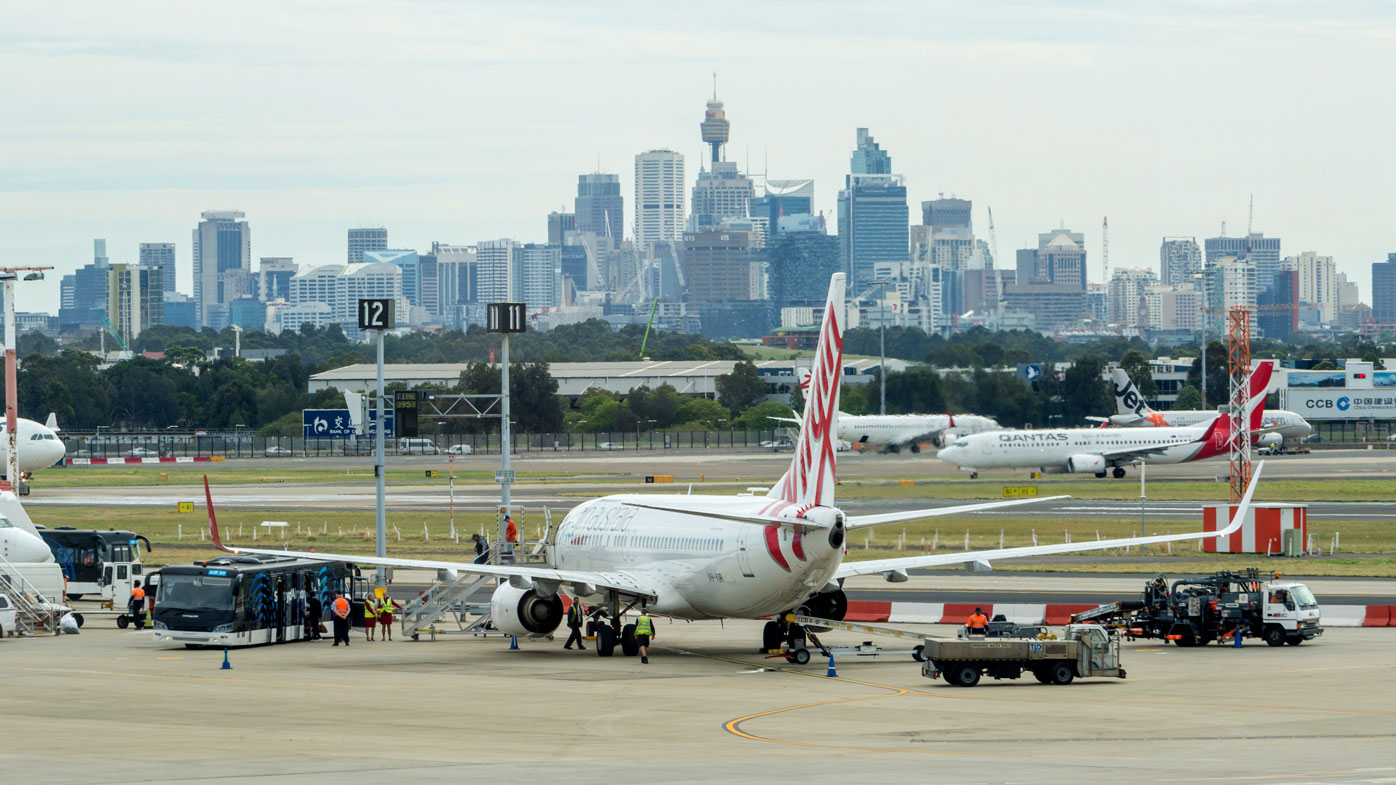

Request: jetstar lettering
left=998, top=433, right=1069, bottom=442
left=1115, top=380, right=1148, bottom=417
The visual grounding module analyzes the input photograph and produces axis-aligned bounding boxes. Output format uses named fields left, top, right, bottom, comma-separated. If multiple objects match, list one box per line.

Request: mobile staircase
left=0, top=555, right=63, bottom=636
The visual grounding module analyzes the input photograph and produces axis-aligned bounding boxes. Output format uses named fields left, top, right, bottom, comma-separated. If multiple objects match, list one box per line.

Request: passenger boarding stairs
left=0, top=554, right=62, bottom=636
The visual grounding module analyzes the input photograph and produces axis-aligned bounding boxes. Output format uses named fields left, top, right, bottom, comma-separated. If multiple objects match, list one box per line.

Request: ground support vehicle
left=920, top=625, right=1126, bottom=687
left=1072, top=569, right=1322, bottom=647
left=776, top=614, right=929, bottom=665
left=36, top=527, right=151, bottom=603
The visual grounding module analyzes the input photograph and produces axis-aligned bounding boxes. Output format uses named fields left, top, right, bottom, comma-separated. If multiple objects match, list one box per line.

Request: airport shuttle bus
left=36, top=527, right=151, bottom=601
left=152, top=554, right=362, bottom=648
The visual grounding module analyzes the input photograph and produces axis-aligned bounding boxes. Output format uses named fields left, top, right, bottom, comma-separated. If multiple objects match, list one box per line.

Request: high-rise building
left=1159, top=237, right=1202, bottom=287
left=689, top=162, right=754, bottom=232
left=767, top=226, right=840, bottom=314
left=193, top=210, right=251, bottom=327
left=476, top=240, right=518, bottom=303
left=700, top=90, right=730, bottom=165
left=634, top=150, right=685, bottom=248
left=288, top=263, right=404, bottom=338
left=93, top=239, right=108, bottom=266
left=57, top=261, right=111, bottom=330
left=1282, top=251, right=1338, bottom=323
left=106, top=263, right=164, bottom=345
left=547, top=212, right=576, bottom=246
left=258, top=257, right=297, bottom=302
left=514, top=244, right=562, bottom=308
left=1203, top=257, right=1257, bottom=329
left=921, top=197, right=972, bottom=231
left=1142, top=284, right=1202, bottom=333
left=364, top=250, right=423, bottom=309
left=1018, top=229, right=1088, bottom=289
left=1107, top=267, right=1159, bottom=326
left=1258, top=271, right=1299, bottom=339
left=162, top=292, right=197, bottom=329
left=347, top=227, right=388, bottom=265
left=1373, top=254, right=1396, bottom=325
left=750, top=180, right=814, bottom=242
left=139, top=243, right=176, bottom=293
left=575, top=173, right=623, bottom=247
left=1205, top=233, right=1281, bottom=292
left=432, top=242, right=478, bottom=308
left=850, top=127, right=892, bottom=174
left=682, top=230, right=754, bottom=303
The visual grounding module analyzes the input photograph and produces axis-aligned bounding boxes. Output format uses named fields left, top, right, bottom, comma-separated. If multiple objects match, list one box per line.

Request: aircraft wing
left=202, top=478, right=657, bottom=600
left=1097, top=444, right=1177, bottom=462
left=620, top=500, right=835, bottom=529
left=835, top=463, right=1264, bottom=579
left=844, top=496, right=1071, bottom=531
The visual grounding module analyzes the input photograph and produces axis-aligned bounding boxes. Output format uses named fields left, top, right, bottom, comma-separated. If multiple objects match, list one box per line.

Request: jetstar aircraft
left=938, top=363, right=1274, bottom=479
left=200, top=273, right=1267, bottom=656
left=1089, top=363, right=1312, bottom=447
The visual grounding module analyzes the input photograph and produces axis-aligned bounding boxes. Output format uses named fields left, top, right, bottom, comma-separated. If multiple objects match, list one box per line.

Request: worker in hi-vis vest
left=331, top=592, right=351, bottom=646
left=966, top=607, right=989, bottom=635
left=634, top=608, right=656, bottom=664
left=363, top=593, right=380, bottom=642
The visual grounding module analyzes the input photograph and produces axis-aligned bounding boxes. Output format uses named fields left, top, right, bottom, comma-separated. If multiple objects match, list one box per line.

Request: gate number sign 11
left=358, top=298, right=395, bottom=330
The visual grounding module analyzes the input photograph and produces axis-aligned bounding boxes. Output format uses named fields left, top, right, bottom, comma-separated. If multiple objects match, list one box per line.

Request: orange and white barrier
left=1202, top=503, right=1308, bottom=554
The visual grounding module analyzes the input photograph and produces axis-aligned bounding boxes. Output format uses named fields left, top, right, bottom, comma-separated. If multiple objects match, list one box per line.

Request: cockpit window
left=952, top=440, right=969, bottom=448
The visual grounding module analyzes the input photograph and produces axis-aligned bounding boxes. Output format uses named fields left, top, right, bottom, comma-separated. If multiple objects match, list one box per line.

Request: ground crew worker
left=564, top=599, right=586, bottom=651
left=634, top=607, right=656, bottom=664
left=502, top=516, right=518, bottom=563
left=471, top=533, right=490, bottom=564
left=364, top=594, right=379, bottom=642
left=967, top=607, right=989, bottom=635
left=378, top=594, right=400, bottom=641
left=331, top=592, right=351, bottom=646
left=306, top=591, right=323, bottom=641
left=128, top=581, right=147, bottom=630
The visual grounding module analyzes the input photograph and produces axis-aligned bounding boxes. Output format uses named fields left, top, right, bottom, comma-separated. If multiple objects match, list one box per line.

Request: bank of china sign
left=1286, top=389, right=1396, bottom=419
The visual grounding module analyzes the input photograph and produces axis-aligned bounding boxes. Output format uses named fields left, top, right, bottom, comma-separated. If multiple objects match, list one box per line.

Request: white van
left=397, top=438, right=439, bottom=455
left=0, top=594, right=16, bottom=638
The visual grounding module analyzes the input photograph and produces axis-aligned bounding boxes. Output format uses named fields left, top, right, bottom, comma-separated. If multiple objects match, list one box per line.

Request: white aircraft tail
left=344, top=392, right=364, bottom=433
left=1111, top=367, right=1154, bottom=419
left=44, top=413, right=60, bottom=432
left=770, top=273, right=844, bottom=509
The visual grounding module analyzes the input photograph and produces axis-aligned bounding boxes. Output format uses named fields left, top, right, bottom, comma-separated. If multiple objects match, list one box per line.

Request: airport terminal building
left=1275, top=360, right=1396, bottom=441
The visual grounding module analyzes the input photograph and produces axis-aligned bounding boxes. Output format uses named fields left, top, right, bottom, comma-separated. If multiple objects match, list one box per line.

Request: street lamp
left=872, top=279, right=892, bottom=415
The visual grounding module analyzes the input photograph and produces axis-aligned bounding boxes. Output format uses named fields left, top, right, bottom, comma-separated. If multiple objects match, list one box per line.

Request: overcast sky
left=4, top=1, right=1394, bottom=314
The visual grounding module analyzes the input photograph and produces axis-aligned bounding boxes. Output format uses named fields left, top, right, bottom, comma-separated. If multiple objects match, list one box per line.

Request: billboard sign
left=1284, top=389, right=1396, bottom=420
left=303, top=409, right=356, bottom=439
left=366, top=408, right=395, bottom=438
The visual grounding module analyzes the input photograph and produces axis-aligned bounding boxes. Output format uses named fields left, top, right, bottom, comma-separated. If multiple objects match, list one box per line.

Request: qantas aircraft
left=201, top=273, right=1266, bottom=656
left=937, top=362, right=1273, bottom=479
left=1091, top=364, right=1312, bottom=447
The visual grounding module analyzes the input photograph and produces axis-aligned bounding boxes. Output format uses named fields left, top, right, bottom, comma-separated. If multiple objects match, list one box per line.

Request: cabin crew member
left=364, top=594, right=379, bottom=641
left=128, top=581, right=147, bottom=630
left=502, top=516, right=518, bottom=564
left=306, top=591, right=323, bottom=641
left=378, top=594, right=400, bottom=641
left=564, top=599, right=586, bottom=651
left=471, top=533, right=490, bottom=564
left=331, top=592, right=351, bottom=646
left=967, top=607, right=989, bottom=635
left=635, top=608, right=656, bottom=664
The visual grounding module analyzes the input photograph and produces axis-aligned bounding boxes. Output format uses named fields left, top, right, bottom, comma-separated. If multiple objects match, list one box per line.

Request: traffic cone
left=826, top=653, right=837, bottom=678
left=1233, top=627, right=1243, bottom=648
left=509, top=635, right=519, bottom=650
left=221, top=648, right=232, bottom=670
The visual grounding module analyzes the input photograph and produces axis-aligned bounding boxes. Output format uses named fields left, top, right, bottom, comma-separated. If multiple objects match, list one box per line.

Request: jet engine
left=1256, top=432, right=1283, bottom=449
left=489, top=584, right=564, bottom=637
left=796, top=589, right=848, bottom=621
left=1066, top=454, right=1107, bottom=474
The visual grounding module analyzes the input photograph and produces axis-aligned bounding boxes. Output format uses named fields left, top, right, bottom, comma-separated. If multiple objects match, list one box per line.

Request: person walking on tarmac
left=331, top=591, right=351, bottom=646
left=306, top=590, right=323, bottom=641
left=634, top=607, right=656, bottom=664
left=378, top=593, right=401, bottom=641
left=502, top=515, right=519, bottom=564
left=966, top=607, right=989, bottom=635
left=364, top=593, right=379, bottom=642
left=128, top=581, right=147, bottom=631
left=563, top=599, right=587, bottom=650
left=471, top=533, right=490, bottom=564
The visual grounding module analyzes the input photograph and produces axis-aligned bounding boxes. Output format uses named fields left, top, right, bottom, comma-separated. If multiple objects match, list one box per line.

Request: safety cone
left=826, top=653, right=837, bottom=678
left=509, top=635, right=519, bottom=650
left=1233, top=628, right=1243, bottom=648
left=221, top=648, right=232, bottom=670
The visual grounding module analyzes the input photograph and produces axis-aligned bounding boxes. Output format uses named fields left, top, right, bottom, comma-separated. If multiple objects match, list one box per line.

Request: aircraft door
left=101, top=564, right=114, bottom=601
left=978, top=438, right=991, bottom=458
left=275, top=577, right=286, bottom=643
left=110, top=564, right=133, bottom=609
left=737, top=529, right=756, bottom=578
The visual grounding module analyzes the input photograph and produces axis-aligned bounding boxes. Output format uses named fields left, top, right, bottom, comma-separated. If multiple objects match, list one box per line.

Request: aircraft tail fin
left=344, top=392, right=364, bottom=434
left=1246, top=360, right=1275, bottom=433
left=770, top=273, right=844, bottom=509
left=1111, top=367, right=1155, bottom=418
left=45, top=413, right=59, bottom=432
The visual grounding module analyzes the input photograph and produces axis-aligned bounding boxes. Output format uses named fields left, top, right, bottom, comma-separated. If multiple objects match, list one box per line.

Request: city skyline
left=4, top=2, right=1394, bottom=313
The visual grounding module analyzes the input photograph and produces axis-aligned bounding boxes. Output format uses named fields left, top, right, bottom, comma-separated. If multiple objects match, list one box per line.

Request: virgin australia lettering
left=198, top=273, right=1269, bottom=657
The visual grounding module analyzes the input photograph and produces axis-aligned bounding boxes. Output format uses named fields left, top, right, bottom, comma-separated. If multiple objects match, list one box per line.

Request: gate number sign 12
left=358, top=298, right=395, bottom=330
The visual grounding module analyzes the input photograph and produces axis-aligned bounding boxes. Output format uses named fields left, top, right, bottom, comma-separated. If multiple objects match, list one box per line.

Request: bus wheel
left=116, top=615, right=129, bottom=629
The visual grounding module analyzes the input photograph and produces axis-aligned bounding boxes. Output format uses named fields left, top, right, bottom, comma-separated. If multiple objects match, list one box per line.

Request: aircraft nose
left=937, top=446, right=961, bottom=462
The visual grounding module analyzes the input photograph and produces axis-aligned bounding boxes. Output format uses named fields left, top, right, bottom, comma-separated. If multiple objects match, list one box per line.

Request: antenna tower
left=1226, top=307, right=1252, bottom=504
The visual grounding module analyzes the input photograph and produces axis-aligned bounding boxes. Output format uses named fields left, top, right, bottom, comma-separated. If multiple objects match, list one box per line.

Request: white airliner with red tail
left=198, top=273, right=1268, bottom=655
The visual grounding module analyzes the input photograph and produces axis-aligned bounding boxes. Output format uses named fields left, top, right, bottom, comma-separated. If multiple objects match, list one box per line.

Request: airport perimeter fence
left=59, top=428, right=799, bottom=461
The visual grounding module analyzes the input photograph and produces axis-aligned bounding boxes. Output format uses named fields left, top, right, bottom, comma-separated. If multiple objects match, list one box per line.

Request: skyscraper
left=850, top=128, right=892, bottom=174
left=1108, top=268, right=1159, bottom=326
left=1203, top=257, right=1257, bottom=329
left=259, top=257, right=298, bottom=302
left=1373, top=254, right=1396, bottom=325
left=106, top=264, right=164, bottom=345
left=1259, top=270, right=1299, bottom=339
left=1205, top=233, right=1281, bottom=292
left=767, top=225, right=840, bottom=314
left=837, top=129, right=907, bottom=292
left=1283, top=251, right=1338, bottom=323
left=634, top=150, right=685, bottom=248
left=689, top=91, right=753, bottom=233
left=514, top=244, right=562, bottom=308
left=139, top=243, right=177, bottom=294
left=750, top=180, right=814, bottom=242
left=575, top=173, right=623, bottom=246
left=547, top=212, right=576, bottom=246
left=681, top=230, right=754, bottom=303
left=476, top=239, right=518, bottom=303
left=1159, top=237, right=1202, bottom=286
left=93, top=239, right=108, bottom=267
left=364, top=250, right=424, bottom=310
left=921, top=197, right=972, bottom=231
left=348, top=227, right=388, bottom=265
left=1017, top=229, right=1087, bottom=288
left=193, top=210, right=251, bottom=328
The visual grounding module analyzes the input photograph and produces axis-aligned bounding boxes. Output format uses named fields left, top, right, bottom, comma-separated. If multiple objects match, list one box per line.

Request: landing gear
left=1112, top=467, right=1126, bottom=479
left=970, top=472, right=979, bottom=480
left=594, top=625, right=616, bottom=657
left=762, top=621, right=784, bottom=652
left=620, top=623, right=640, bottom=657
left=1095, top=472, right=1107, bottom=479
left=909, top=444, right=921, bottom=454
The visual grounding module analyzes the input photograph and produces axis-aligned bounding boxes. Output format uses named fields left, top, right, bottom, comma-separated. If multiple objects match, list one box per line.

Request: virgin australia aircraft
left=201, top=273, right=1266, bottom=655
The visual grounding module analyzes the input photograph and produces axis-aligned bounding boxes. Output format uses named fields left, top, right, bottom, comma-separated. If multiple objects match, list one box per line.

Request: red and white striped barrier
left=68, top=456, right=219, bottom=465
left=839, top=601, right=1396, bottom=627
left=1203, top=503, right=1307, bottom=554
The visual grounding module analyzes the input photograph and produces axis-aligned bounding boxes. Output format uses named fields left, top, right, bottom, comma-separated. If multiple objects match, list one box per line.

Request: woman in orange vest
left=331, top=592, right=352, bottom=646
left=967, top=607, right=989, bottom=635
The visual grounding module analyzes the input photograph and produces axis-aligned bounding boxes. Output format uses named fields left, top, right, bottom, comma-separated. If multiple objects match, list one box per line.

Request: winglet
left=204, top=475, right=234, bottom=553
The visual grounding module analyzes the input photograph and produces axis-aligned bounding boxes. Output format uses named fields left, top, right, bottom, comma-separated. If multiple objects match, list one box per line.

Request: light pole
left=1, top=267, right=51, bottom=493
left=873, top=279, right=891, bottom=415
